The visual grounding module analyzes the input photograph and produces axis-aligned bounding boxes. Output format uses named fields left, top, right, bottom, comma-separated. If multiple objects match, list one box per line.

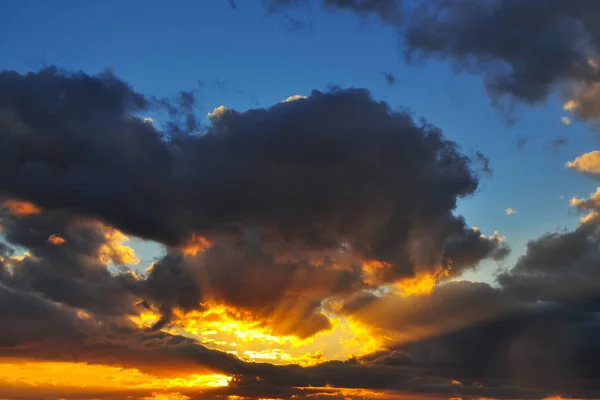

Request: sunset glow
left=0, top=360, right=230, bottom=390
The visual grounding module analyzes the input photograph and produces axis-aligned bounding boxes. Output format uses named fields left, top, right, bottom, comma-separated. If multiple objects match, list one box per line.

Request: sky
left=1, top=0, right=600, bottom=399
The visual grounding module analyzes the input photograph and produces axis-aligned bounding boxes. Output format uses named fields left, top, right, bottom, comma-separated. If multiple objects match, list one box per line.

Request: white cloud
left=505, top=208, right=515, bottom=216
left=560, top=116, right=571, bottom=125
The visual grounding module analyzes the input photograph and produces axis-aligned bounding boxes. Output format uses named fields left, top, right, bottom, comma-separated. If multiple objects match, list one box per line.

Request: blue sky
left=2, top=0, right=595, bottom=283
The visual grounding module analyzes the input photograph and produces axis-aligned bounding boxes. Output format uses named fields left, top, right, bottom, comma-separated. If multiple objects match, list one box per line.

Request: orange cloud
left=181, top=234, right=212, bottom=256
left=566, top=151, right=600, bottom=174
left=395, top=269, right=447, bottom=296
left=47, top=234, right=66, bottom=245
left=3, top=200, right=42, bottom=216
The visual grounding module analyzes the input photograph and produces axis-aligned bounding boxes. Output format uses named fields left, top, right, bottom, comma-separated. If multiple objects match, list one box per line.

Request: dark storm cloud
left=364, top=302, right=600, bottom=398
left=404, top=0, right=600, bottom=119
left=0, top=67, right=185, bottom=245
left=497, top=215, right=600, bottom=305
left=0, top=68, right=504, bottom=284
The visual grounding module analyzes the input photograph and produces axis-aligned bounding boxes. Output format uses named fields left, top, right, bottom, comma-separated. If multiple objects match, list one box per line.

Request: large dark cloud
left=0, top=68, right=504, bottom=303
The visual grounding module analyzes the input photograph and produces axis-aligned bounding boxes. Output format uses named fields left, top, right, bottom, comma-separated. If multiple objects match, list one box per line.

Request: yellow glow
left=208, top=105, right=228, bottom=120
left=0, top=359, right=230, bottom=390
left=161, top=304, right=385, bottom=366
left=129, top=310, right=162, bottom=329
left=339, top=316, right=388, bottom=355
left=171, top=305, right=300, bottom=346
left=48, top=234, right=66, bottom=245
left=181, top=234, right=212, bottom=256
left=563, top=100, right=578, bottom=111
left=395, top=272, right=438, bottom=296
left=3, top=199, right=42, bottom=216
left=362, top=260, right=391, bottom=286
left=580, top=211, right=600, bottom=224
left=143, top=393, right=190, bottom=400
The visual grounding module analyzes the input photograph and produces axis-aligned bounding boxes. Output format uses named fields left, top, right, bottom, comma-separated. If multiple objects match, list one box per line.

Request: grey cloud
left=497, top=216, right=600, bottom=306
left=404, top=0, right=600, bottom=119
left=340, top=216, right=600, bottom=397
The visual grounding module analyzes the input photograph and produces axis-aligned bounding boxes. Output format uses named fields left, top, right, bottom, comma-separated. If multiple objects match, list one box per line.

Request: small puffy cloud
left=3, top=200, right=42, bottom=216
left=47, top=234, right=65, bottom=245
left=505, top=207, right=515, bottom=216
left=563, top=100, right=578, bottom=111
left=560, top=116, right=571, bottom=125
left=566, top=151, right=600, bottom=175
left=487, top=231, right=506, bottom=242
left=143, top=117, right=154, bottom=124
left=569, top=187, right=600, bottom=224
left=281, top=94, right=307, bottom=103
left=207, top=105, right=228, bottom=120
